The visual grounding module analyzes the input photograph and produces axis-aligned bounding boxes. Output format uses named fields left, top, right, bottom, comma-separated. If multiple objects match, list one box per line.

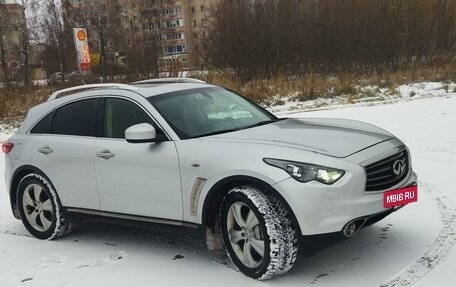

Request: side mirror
left=125, top=123, right=162, bottom=143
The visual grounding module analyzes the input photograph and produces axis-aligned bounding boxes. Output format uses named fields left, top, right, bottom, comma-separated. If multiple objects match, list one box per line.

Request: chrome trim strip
left=190, top=177, right=207, bottom=216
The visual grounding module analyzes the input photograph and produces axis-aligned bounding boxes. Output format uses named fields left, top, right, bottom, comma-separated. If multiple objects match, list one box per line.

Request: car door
left=93, top=96, right=182, bottom=221
left=30, top=98, right=101, bottom=210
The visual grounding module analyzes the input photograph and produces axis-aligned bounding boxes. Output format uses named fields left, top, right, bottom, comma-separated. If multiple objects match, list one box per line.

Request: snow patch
left=268, top=81, right=456, bottom=115
left=380, top=183, right=456, bottom=287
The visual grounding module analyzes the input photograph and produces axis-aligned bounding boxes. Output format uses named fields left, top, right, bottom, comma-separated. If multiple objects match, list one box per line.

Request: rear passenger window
left=52, top=99, right=99, bottom=136
left=104, top=98, right=154, bottom=139
left=30, top=112, right=53, bottom=134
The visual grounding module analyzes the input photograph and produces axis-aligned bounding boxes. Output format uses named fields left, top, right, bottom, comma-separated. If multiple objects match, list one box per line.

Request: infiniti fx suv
left=3, top=78, right=417, bottom=280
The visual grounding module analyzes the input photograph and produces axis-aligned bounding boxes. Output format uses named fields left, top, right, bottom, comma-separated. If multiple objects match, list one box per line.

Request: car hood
left=203, top=118, right=394, bottom=158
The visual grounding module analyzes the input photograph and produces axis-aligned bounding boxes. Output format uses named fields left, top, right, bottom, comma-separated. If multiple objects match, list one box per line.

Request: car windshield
left=148, top=87, right=278, bottom=139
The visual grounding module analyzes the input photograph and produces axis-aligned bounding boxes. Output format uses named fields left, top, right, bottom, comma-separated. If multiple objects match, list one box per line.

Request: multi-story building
left=184, top=0, right=216, bottom=67
left=64, top=0, right=220, bottom=71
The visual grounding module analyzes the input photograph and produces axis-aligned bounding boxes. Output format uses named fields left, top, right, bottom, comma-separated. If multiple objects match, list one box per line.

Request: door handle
left=96, top=150, right=115, bottom=159
left=37, top=146, right=53, bottom=155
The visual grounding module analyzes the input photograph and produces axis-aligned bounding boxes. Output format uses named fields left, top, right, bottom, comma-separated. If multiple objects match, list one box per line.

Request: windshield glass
left=148, top=87, right=277, bottom=139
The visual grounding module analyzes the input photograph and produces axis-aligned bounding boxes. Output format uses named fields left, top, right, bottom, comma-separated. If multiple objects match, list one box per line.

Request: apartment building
left=64, top=0, right=220, bottom=70
left=184, top=0, right=217, bottom=67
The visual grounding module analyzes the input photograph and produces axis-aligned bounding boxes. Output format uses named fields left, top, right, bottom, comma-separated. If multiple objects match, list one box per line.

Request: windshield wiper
left=243, top=118, right=285, bottom=129
left=193, top=129, right=240, bottom=138
left=194, top=118, right=285, bottom=138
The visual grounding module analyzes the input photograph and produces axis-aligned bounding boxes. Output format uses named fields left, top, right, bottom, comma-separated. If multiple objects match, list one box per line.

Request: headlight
left=263, top=158, right=345, bottom=184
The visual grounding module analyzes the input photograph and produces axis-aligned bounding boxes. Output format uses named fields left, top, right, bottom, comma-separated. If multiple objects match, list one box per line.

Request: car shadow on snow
left=66, top=218, right=375, bottom=267
left=44, top=218, right=397, bottom=285
left=65, top=219, right=232, bottom=267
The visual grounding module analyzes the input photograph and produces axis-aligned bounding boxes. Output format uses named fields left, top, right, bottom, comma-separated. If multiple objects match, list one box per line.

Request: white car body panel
left=175, top=139, right=312, bottom=223
left=94, top=138, right=182, bottom=220
left=204, top=118, right=394, bottom=158
left=30, top=135, right=100, bottom=210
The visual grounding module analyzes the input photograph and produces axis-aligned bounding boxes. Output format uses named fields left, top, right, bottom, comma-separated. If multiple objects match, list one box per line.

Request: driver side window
left=104, top=98, right=155, bottom=139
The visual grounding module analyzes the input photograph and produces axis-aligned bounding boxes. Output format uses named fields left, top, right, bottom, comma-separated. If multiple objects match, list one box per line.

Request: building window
left=192, top=20, right=197, bottom=27
left=200, top=5, right=205, bottom=12
left=202, top=31, right=208, bottom=38
left=165, top=45, right=186, bottom=54
left=201, top=18, right=207, bottom=27
left=163, top=6, right=182, bottom=15
left=193, top=33, right=198, bottom=39
left=165, top=33, right=183, bottom=40
left=191, top=7, right=195, bottom=13
left=164, top=19, right=184, bottom=28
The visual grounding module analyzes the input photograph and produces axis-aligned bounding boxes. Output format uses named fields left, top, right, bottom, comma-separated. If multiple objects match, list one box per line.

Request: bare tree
left=40, top=0, right=67, bottom=83
left=208, top=0, right=456, bottom=78
left=138, top=0, right=162, bottom=78
left=16, top=0, right=43, bottom=86
left=0, top=2, right=11, bottom=86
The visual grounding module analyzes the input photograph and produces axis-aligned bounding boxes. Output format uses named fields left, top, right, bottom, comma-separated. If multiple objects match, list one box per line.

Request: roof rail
left=132, top=78, right=206, bottom=85
left=48, top=83, right=139, bottom=101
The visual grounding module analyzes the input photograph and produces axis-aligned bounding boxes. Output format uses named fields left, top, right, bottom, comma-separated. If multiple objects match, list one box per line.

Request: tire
left=220, top=186, right=299, bottom=280
left=16, top=173, right=72, bottom=240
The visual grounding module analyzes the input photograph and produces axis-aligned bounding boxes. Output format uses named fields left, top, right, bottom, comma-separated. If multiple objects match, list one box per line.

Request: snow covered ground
left=0, top=95, right=455, bottom=286
left=268, top=81, right=456, bottom=115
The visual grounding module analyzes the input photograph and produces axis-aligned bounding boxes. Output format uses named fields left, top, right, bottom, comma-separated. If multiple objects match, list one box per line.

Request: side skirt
left=64, top=207, right=202, bottom=237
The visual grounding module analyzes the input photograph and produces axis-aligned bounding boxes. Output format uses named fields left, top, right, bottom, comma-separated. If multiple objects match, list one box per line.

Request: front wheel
left=220, top=186, right=299, bottom=280
left=17, top=173, right=72, bottom=240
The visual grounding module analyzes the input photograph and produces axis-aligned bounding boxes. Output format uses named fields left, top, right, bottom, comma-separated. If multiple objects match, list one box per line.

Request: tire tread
left=18, top=173, right=72, bottom=240
left=225, top=186, right=299, bottom=280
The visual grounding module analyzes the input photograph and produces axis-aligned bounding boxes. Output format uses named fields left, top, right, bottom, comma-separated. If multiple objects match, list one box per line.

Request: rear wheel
left=17, top=173, right=72, bottom=240
left=220, top=186, right=298, bottom=280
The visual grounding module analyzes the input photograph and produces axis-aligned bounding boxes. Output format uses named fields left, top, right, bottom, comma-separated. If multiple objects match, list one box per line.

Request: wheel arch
left=201, top=175, right=301, bottom=238
left=9, top=165, right=53, bottom=219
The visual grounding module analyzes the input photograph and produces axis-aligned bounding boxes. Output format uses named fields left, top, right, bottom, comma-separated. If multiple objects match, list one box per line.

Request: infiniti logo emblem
left=392, top=159, right=406, bottom=176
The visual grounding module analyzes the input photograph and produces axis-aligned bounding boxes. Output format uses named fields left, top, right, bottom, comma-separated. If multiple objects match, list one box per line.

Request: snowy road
left=0, top=96, right=455, bottom=286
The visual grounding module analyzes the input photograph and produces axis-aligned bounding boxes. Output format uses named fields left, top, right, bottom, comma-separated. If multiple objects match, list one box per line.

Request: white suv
left=3, top=79, right=417, bottom=280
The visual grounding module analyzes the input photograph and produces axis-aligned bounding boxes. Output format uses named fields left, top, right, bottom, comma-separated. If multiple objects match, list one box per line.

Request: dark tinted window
left=52, top=99, right=98, bottom=136
left=30, top=112, right=54, bottom=134
left=104, top=98, right=154, bottom=139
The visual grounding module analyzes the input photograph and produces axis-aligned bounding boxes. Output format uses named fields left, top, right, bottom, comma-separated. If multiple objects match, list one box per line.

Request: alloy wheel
left=226, top=202, right=265, bottom=268
left=22, top=183, right=54, bottom=232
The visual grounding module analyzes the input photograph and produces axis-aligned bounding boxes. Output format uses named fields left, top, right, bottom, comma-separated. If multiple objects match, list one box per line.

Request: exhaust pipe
left=342, top=217, right=368, bottom=238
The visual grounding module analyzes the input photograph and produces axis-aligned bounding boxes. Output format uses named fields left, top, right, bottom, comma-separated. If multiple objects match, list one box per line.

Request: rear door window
left=52, top=99, right=99, bottom=136
left=30, top=112, right=54, bottom=134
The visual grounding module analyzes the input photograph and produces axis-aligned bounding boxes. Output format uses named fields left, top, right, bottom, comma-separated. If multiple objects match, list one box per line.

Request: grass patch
left=1, top=62, right=455, bottom=130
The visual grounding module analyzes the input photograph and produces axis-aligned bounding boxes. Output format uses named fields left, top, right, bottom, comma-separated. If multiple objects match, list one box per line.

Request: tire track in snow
left=380, top=183, right=456, bottom=287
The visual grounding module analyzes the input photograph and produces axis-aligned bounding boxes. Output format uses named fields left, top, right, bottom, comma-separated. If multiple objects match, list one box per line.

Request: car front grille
left=365, top=150, right=409, bottom=192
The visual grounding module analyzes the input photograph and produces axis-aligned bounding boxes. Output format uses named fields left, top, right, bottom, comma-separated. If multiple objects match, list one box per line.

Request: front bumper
left=274, top=169, right=417, bottom=236
left=272, top=136, right=418, bottom=236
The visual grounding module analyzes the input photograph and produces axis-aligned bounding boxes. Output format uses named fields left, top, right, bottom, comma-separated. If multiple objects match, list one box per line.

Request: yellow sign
left=90, top=53, right=100, bottom=67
